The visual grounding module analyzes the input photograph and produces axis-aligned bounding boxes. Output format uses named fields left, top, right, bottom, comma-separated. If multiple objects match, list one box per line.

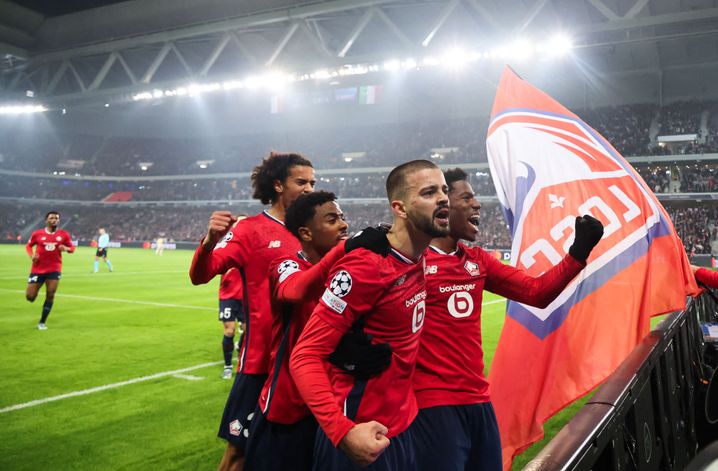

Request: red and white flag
left=486, top=67, right=698, bottom=470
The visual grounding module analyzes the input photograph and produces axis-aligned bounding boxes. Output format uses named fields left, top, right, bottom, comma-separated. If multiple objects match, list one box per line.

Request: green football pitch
left=0, top=245, right=585, bottom=470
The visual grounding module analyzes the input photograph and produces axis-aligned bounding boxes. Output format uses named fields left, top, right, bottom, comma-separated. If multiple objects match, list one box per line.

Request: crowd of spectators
left=3, top=199, right=715, bottom=255
left=8, top=100, right=718, bottom=178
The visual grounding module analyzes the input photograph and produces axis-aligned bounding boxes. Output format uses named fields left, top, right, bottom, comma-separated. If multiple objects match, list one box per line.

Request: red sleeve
left=290, top=314, right=355, bottom=447
left=275, top=241, right=347, bottom=303
left=189, top=226, right=251, bottom=285
left=64, top=232, right=75, bottom=253
left=483, top=250, right=584, bottom=308
left=696, top=267, right=718, bottom=289
left=25, top=235, right=34, bottom=258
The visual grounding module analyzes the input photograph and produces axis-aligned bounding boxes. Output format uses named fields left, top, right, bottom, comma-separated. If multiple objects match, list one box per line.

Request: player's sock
left=222, top=335, right=234, bottom=367
left=93, top=261, right=99, bottom=272
left=40, top=300, right=53, bottom=324
left=106, top=260, right=113, bottom=272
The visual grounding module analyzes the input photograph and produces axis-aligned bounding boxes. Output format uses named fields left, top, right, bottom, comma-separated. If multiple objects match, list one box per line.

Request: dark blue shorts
left=28, top=272, right=61, bottom=284
left=217, top=372, right=267, bottom=450
left=95, top=248, right=108, bottom=258
left=244, top=409, right=317, bottom=471
left=219, top=299, right=245, bottom=323
left=410, top=403, right=501, bottom=471
left=313, top=426, right=416, bottom=471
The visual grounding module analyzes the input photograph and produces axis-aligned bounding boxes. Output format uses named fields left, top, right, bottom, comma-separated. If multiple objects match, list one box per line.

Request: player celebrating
left=25, top=211, right=75, bottom=330
left=93, top=228, right=113, bottom=273
left=244, top=191, right=350, bottom=470
left=190, top=152, right=315, bottom=471
left=290, top=160, right=450, bottom=470
left=410, top=168, right=603, bottom=471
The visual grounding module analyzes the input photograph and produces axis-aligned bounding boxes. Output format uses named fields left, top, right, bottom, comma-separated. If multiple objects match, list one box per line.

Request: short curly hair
left=443, top=168, right=468, bottom=192
left=285, top=191, right=337, bottom=239
left=251, top=152, right=313, bottom=205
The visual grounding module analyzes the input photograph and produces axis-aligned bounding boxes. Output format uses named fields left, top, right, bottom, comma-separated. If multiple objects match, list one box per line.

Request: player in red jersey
left=25, top=211, right=75, bottom=330
left=219, top=267, right=245, bottom=380
left=244, top=191, right=351, bottom=471
left=290, top=160, right=451, bottom=470
left=219, top=216, right=248, bottom=380
left=410, top=168, right=603, bottom=471
left=190, top=152, right=315, bottom=471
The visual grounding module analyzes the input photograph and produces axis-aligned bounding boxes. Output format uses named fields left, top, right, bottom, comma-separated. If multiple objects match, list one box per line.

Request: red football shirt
left=258, top=253, right=317, bottom=424
left=26, top=228, right=75, bottom=274
left=219, top=267, right=244, bottom=301
left=414, top=243, right=584, bottom=409
left=291, top=247, right=427, bottom=446
left=695, top=267, right=718, bottom=288
left=189, top=211, right=300, bottom=374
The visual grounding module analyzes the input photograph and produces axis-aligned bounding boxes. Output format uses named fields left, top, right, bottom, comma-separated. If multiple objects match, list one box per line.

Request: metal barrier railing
left=525, top=291, right=718, bottom=470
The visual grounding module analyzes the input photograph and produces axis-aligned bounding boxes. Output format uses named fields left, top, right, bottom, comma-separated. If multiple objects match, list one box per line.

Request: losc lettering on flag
left=486, top=67, right=698, bottom=470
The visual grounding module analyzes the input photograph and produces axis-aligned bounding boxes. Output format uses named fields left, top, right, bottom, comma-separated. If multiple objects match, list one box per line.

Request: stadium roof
left=3, top=0, right=718, bottom=107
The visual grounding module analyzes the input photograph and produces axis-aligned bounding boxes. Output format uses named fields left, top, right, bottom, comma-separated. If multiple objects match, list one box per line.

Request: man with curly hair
left=190, top=152, right=315, bottom=471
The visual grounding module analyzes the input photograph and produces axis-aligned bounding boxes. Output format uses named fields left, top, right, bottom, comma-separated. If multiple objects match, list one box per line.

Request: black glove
left=568, top=214, right=604, bottom=262
left=345, top=225, right=391, bottom=256
left=329, top=322, right=392, bottom=380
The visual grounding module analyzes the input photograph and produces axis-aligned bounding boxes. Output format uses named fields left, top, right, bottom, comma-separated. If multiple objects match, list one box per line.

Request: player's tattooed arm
left=202, top=211, right=237, bottom=250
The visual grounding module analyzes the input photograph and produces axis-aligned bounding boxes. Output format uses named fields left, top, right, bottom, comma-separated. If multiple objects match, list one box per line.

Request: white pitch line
left=0, top=288, right=214, bottom=311
left=173, top=374, right=204, bottom=381
left=0, top=361, right=223, bottom=414
left=483, top=299, right=505, bottom=305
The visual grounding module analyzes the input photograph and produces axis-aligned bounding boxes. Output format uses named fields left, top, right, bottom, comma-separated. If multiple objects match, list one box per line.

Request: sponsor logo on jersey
left=329, top=271, right=352, bottom=297
left=464, top=261, right=481, bottom=277
left=412, top=300, right=426, bottom=333
left=321, top=288, right=347, bottom=314
left=56, top=236, right=62, bottom=241
left=268, top=240, right=281, bottom=248
left=438, top=283, right=476, bottom=293
left=405, top=290, right=427, bottom=308
left=228, top=419, right=242, bottom=436
left=447, top=292, right=474, bottom=318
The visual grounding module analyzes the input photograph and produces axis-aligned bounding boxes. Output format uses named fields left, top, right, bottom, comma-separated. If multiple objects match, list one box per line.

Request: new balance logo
left=268, top=240, right=281, bottom=248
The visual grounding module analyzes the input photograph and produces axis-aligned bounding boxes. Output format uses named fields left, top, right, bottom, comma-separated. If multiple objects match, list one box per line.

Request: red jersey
left=258, top=253, right=317, bottom=424
left=696, top=267, right=718, bottom=288
left=414, top=243, right=584, bottom=409
left=291, top=247, right=426, bottom=447
left=219, top=268, right=244, bottom=301
left=26, top=228, right=75, bottom=274
left=189, top=211, right=300, bottom=374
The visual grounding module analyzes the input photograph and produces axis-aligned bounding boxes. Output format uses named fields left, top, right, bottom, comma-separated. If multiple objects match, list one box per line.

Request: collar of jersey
left=44, top=228, right=58, bottom=235
left=389, top=247, right=421, bottom=264
left=297, top=251, right=309, bottom=262
left=428, top=245, right=459, bottom=256
left=262, top=210, right=285, bottom=225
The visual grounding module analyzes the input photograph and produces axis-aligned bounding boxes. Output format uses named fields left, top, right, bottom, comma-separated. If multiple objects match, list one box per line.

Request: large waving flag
left=486, top=67, right=698, bottom=470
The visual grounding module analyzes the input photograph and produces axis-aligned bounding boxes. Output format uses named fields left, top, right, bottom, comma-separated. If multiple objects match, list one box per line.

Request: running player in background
left=190, top=152, right=315, bottom=471
left=410, top=168, right=603, bottom=471
left=218, top=213, right=248, bottom=380
left=93, top=228, right=113, bottom=273
left=291, top=160, right=450, bottom=470
left=25, top=211, right=75, bottom=330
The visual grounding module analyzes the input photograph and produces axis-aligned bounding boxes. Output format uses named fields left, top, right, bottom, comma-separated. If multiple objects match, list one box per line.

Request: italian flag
left=358, top=85, right=382, bottom=105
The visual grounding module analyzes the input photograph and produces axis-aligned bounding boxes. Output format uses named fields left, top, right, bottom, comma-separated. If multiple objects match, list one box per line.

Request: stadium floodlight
left=0, top=104, right=48, bottom=114
left=545, top=34, right=573, bottom=56
left=402, top=59, right=417, bottom=70
left=441, top=48, right=470, bottom=69
left=422, top=56, right=440, bottom=66
left=383, top=60, right=401, bottom=71
left=509, top=40, right=533, bottom=60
